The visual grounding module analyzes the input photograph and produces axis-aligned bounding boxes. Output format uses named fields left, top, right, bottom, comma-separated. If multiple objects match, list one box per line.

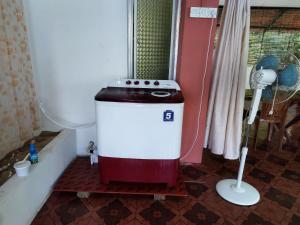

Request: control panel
left=108, top=79, right=181, bottom=90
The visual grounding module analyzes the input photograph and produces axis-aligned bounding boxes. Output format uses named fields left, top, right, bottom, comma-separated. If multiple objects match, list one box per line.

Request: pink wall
left=177, top=0, right=219, bottom=163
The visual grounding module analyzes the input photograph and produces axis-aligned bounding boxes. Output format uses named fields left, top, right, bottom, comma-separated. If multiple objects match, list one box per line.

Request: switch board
left=190, top=7, right=217, bottom=18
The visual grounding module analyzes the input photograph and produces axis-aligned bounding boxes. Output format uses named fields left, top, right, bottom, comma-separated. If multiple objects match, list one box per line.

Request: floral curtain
left=0, top=0, right=40, bottom=159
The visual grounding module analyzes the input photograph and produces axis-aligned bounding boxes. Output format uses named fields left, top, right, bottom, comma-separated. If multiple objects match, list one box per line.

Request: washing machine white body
left=95, top=79, right=184, bottom=186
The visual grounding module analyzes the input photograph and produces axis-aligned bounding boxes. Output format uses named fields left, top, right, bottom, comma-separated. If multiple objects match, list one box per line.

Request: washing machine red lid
left=95, top=87, right=184, bottom=103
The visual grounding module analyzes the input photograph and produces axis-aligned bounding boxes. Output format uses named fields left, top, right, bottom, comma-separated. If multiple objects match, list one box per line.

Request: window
left=248, top=30, right=300, bottom=65
left=216, top=7, right=300, bottom=89
left=128, top=0, right=181, bottom=80
left=216, top=7, right=300, bottom=65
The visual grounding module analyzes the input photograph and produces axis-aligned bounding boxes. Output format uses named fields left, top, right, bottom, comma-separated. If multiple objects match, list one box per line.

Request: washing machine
left=95, top=79, right=184, bottom=186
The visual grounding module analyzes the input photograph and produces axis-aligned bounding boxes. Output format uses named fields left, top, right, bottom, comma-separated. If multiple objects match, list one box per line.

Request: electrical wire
left=180, top=18, right=215, bottom=161
left=269, top=76, right=279, bottom=115
left=241, top=108, right=249, bottom=162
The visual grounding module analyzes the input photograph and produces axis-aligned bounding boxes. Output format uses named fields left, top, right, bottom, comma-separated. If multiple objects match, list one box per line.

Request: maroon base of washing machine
left=99, top=156, right=179, bottom=187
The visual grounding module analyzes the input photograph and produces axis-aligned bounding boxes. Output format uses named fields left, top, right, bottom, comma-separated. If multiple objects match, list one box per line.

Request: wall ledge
left=0, top=129, right=77, bottom=225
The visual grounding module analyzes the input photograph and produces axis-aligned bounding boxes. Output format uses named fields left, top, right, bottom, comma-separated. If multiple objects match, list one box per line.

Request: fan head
left=251, top=52, right=300, bottom=103
left=250, top=68, right=277, bottom=89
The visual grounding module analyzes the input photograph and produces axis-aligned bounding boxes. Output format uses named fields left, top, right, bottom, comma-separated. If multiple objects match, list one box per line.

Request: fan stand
left=216, top=125, right=260, bottom=206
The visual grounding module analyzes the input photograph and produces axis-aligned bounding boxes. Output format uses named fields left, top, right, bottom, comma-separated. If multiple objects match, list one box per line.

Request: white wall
left=0, top=129, right=77, bottom=225
left=23, top=0, right=128, bottom=154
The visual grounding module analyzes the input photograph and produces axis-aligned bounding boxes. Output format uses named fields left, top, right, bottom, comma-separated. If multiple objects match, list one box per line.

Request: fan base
left=216, top=179, right=260, bottom=206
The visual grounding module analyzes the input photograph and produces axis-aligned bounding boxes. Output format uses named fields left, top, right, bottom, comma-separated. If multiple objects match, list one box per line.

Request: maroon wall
left=177, top=0, right=219, bottom=163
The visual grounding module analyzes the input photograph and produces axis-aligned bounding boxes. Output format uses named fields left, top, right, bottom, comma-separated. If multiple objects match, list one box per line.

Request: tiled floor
left=31, top=141, right=299, bottom=225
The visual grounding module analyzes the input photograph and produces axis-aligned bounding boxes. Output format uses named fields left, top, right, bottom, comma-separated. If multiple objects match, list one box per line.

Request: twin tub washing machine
left=95, top=79, right=184, bottom=186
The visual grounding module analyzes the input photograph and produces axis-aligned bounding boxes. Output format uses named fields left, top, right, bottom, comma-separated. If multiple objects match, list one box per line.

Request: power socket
left=190, top=7, right=218, bottom=19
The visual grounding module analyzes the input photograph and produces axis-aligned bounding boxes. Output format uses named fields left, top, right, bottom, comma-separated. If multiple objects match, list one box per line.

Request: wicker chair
left=252, top=100, right=290, bottom=151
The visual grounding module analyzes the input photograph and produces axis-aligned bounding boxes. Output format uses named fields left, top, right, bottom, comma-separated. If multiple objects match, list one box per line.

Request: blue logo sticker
left=163, top=110, right=174, bottom=122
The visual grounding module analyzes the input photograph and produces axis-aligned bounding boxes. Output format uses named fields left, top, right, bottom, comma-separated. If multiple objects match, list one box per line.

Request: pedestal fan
left=216, top=52, right=300, bottom=206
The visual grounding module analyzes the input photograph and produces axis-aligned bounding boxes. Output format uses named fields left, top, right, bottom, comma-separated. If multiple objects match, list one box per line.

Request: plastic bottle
left=29, top=140, right=38, bottom=164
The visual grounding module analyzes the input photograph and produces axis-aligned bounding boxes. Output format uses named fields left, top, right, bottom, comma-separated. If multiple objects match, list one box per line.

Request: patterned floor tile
left=75, top=212, right=104, bottom=225
left=165, top=196, right=195, bottom=215
left=205, top=196, right=248, bottom=222
left=282, top=144, right=298, bottom=153
left=55, top=198, right=89, bottom=225
left=255, top=199, right=288, bottom=224
left=274, top=149, right=296, bottom=161
left=97, top=199, right=132, bottom=225
left=216, top=166, right=236, bottom=178
left=256, top=161, right=284, bottom=178
left=294, top=154, right=300, bottom=163
left=35, top=204, right=49, bottom=218
left=292, top=198, right=300, bottom=215
left=242, top=213, right=274, bottom=225
left=31, top=214, right=56, bottom=225
left=139, top=201, right=175, bottom=225
left=85, top=193, right=115, bottom=210
left=172, top=219, right=188, bottom=225
left=185, top=182, right=208, bottom=198
left=183, top=203, right=220, bottom=225
left=282, top=169, right=300, bottom=183
left=249, top=168, right=275, bottom=183
left=245, top=155, right=259, bottom=165
left=221, top=220, right=235, bottom=225
left=286, top=161, right=300, bottom=173
left=265, top=187, right=296, bottom=209
left=267, top=154, right=288, bottom=166
left=243, top=176, right=268, bottom=192
left=47, top=192, right=77, bottom=209
left=272, top=176, right=300, bottom=197
left=182, top=165, right=207, bottom=180
left=289, top=214, right=300, bottom=225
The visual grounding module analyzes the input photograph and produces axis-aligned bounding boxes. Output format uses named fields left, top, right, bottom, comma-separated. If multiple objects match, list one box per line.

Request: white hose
left=39, top=101, right=95, bottom=129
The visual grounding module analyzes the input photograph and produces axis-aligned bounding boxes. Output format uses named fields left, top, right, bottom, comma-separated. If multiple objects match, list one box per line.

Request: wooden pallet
left=54, top=157, right=187, bottom=199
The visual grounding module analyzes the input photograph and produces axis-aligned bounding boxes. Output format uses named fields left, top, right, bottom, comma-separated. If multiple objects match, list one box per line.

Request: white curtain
left=204, top=0, right=250, bottom=159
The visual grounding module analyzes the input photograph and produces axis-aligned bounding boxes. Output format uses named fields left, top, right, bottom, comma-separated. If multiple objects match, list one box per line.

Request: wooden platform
left=54, top=157, right=187, bottom=197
